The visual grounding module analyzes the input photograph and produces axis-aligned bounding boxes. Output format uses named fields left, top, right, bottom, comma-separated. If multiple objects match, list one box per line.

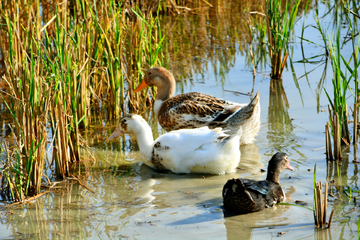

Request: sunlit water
left=1, top=1, right=359, bottom=239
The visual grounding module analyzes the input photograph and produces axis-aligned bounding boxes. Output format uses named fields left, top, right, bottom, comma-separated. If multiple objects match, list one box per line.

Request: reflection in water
left=1, top=142, right=357, bottom=239
left=266, top=79, right=298, bottom=156
left=223, top=192, right=292, bottom=239
left=326, top=150, right=350, bottom=205
left=326, top=157, right=349, bottom=187
left=1, top=142, right=263, bottom=239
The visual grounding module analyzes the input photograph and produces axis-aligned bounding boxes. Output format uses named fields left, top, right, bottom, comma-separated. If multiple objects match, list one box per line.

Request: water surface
left=0, top=1, right=359, bottom=239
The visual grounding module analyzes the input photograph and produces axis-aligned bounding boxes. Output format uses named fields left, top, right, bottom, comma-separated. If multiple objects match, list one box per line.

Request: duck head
left=266, top=152, right=294, bottom=183
left=134, top=67, right=175, bottom=100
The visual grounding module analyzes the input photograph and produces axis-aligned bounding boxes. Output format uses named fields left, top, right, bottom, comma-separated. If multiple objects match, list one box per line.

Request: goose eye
left=120, top=119, right=128, bottom=130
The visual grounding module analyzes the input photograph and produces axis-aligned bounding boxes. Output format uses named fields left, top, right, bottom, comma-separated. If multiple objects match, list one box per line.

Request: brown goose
left=134, top=67, right=260, bottom=144
left=222, top=152, right=294, bottom=214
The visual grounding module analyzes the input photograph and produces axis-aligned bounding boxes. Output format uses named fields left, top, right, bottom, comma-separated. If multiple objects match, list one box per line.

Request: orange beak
left=134, top=79, right=149, bottom=93
left=106, top=126, right=124, bottom=142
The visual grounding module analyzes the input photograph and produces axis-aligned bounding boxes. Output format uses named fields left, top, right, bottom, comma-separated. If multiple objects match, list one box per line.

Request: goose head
left=134, top=67, right=175, bottom=100
left=106, top=114, right=148, bottom=141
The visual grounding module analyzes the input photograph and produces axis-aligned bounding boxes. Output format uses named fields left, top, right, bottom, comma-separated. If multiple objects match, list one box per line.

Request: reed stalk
left=0, top=2, right=49, bottom=199
left=321, top=6, right=360, bottom=159
left=314, top=182, right=335, bottom=228
left=266, top=0, right=301, bottom=79
left=313, top=166, right=335, bottom=228
left=0, top=0, right=169, bottom=200
left=325, top=121, right=333, bottom=161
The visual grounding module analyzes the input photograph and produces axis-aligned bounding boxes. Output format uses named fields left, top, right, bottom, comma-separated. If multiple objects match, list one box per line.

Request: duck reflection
left=223, top=190, right=292, bottom=239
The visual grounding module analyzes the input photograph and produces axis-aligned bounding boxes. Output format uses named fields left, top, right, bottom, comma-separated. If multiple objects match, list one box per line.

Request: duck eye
left=148, top=72, right=152, bottom=75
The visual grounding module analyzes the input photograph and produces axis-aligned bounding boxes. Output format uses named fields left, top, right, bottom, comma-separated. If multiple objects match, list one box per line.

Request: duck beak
left=106, top=126, right=124, bottom=142
left=286, top=162, right=294, bottom=171
left=134, top=79, right=149, bottom=93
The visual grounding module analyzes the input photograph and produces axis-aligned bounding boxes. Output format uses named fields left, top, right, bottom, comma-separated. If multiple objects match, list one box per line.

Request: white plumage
left=107, top=114, right=241, bottom=174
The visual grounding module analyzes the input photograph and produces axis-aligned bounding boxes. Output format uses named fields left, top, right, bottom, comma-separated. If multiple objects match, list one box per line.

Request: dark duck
left=222, top=152, right=294, bottom=214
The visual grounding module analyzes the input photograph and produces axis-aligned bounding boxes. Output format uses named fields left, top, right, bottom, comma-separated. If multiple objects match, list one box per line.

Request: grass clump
left=0, top=8, right=50, bottom=200
left=266, top=0, right=301, bottom=79
left=0, top=0, right=166, bottom=201
left=322, top=5, right=360, bottom=160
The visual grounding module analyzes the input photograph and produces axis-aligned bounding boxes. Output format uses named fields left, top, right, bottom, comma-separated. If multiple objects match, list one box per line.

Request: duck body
left=107, top=93, right=260, bottom=174
left=222, top=152, right=294, bottom=214
left=107, top=114, right=240, bottom=174
left=135, top=67, right=260, bottom=145
left=222, top=178, right=284, bottom=213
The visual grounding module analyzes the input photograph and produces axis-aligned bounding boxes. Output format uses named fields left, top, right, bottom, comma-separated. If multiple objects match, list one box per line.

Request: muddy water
left=1, top=1, right=360, bottom=240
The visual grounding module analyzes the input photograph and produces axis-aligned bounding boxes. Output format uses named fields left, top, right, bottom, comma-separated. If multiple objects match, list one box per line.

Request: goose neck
left=132, top=123, right=154, bottom=155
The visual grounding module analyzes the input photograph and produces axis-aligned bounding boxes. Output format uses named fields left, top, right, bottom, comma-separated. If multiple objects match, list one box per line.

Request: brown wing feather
left=158, top=92, right=240, bottom=131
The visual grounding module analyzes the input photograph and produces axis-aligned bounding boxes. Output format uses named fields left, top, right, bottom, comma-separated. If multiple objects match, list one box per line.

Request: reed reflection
left=266, top=79, right=297, bottom=155
left=326, top=151, right=350, bottom=199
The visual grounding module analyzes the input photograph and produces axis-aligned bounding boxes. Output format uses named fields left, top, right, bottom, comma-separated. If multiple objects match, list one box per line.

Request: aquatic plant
left=279, top=164, right=335, bottom=228
left=300, top=1, right=360, bottom=160
left=323, top=6, right=359, bottom=160
left=0, top=8, right=50, bottom=200
left=313, top=165, right=335, bottom=228
left=266, top=0, right=301, bottom=79
left=0, top=0, right=167, bottom=200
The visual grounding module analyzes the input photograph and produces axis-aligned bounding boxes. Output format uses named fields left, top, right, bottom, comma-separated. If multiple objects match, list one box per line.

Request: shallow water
left=1, top=1, right=360, bottom=239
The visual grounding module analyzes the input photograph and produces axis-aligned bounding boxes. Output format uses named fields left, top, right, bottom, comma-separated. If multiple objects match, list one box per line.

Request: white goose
left=107, top=92, right=259, bottom=174
left=134, top=67, right=261, bottom=144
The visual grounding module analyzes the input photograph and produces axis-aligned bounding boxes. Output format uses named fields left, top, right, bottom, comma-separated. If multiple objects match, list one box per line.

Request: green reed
left=300, top=1, right=360, bottom=160
left=324, top=14, right=350, bottom=142
left=0, top=3, right=49, bottom=200
left=266, top=0, right=301, bottom=79
left=343, top=2, right=360, bottom=144
left=128, top=7, right=166, bottom=110
left=0, top=0, right=168, bottom=200
left=90, top=1, right=125, bottom=119
left=322, top=5, right=359, bottom=159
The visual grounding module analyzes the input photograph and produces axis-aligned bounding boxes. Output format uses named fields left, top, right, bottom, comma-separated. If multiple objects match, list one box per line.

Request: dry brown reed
left=325, top=105, right=350, bottom=161
left=0, top=0, right=168, bottom=200
left=314, top=182, right=335, bottom=228
left=0, top=1, right=49, bottom=199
